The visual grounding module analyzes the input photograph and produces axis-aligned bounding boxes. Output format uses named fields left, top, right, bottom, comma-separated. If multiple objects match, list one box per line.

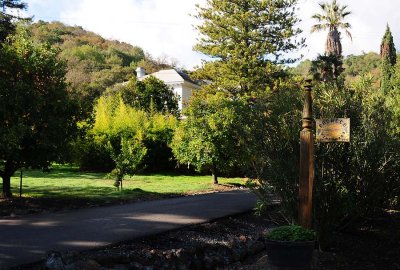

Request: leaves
left=193, top=0, right=304, bottom=94
left=91, top=95, right=177, bottom=180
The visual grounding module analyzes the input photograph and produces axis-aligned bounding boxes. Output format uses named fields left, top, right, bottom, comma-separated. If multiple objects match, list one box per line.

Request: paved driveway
left=0, top=190, right=257, bottom=269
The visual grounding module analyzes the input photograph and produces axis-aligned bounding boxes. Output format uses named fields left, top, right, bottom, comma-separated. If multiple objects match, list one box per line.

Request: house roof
left=142, top=69, right=199, bottom=87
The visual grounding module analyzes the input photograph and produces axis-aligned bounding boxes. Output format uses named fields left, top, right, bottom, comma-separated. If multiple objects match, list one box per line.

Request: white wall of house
left=136, top=68, right=199, bottom=111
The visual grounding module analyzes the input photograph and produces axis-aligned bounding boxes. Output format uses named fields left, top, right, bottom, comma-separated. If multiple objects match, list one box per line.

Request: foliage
left=0, top=0, right=26, bottom=42
left=193, top=0, right=304, bottom=94
left=90, top=95, right=178, bottom=185
left=266, top=225, right=315, bottom=242
left=311, top=0, right=351, bottom=57
left=342, top=52, right=381, bottom=82
left=380, top=25, right=397, bottom=66
left=312, top=81, right=400, bottom=246
left=0, top=27, right=76, bottom=197
left=172, top=91, right=269, bottom=183
left=387, top=62, right=400, bottom=145
left=249, top=73, right=400, bottom=247
left=106, top=76, right=179, bottom=117
left=248, top=81, right=303, bottom=220
left=291, top=53, right=382, bottom=84
left=310, top=54, right=343, bottom=82
left=380, top=25, right=396, bottom=93
left=70, top=135, right=115, bottom=172
left=27, top=21, right=176, bottom=120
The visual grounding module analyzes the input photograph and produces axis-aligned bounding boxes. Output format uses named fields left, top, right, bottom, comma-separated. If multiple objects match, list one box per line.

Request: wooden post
left=299, top=81, right=314, bottom=229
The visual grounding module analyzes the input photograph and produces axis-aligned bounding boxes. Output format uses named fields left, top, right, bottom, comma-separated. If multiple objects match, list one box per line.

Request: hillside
left=28, top=21, right=175, bottom=118
left=291, top=52, right=382, bottom=83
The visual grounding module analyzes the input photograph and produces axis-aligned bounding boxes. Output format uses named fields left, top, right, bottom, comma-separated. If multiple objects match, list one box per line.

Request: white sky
left=24, top=0, right=400, bottom=69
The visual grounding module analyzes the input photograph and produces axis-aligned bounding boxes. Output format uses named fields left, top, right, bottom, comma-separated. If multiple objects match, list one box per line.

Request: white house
left=136, top=67, right=200, bottom=111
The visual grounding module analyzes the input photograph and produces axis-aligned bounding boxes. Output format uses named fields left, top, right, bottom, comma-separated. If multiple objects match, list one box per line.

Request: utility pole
left=299, top=81, right=315, bottom=229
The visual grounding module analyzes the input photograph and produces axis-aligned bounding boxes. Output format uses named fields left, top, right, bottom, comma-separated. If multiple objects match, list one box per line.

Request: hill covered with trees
left=27, top=21, right=176, bottom=118
left=290, top=52, right=382, bottom=84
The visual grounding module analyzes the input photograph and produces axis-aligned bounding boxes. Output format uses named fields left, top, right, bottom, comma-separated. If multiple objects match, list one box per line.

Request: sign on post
left=316, top=118, right=350, bottom=142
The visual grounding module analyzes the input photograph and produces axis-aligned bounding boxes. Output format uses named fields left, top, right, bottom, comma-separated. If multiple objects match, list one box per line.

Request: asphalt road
left=0, top=190, right=257, bottom=269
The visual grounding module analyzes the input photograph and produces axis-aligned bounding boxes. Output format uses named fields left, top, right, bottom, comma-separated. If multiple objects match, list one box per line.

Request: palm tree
left=311, top=0, right=352, bottom=57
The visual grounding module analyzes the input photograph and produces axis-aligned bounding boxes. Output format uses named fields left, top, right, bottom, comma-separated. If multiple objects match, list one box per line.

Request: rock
left=45, top=251, right=65, bottom=270
left=174, top=248, right=184, bottom=258
left=163, top=250, right=174, bottom=260
left=239, top=235, right=247, bottom=242
left=68, top=259, right=102, bottom=270
left=203, top=255, right=215, bottom=269
left=112, top=264, right=129, bottom=270
left=254, top=254, right=269, bottom=268
left=247, top=240, right=265, bottom=255
left=177, top=262, right=190, bottom=270
left=129, top=261, right=144, bottom=270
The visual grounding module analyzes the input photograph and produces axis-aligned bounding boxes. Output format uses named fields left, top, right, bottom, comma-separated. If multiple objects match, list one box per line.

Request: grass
left=8, top=165, right=246, bottom=203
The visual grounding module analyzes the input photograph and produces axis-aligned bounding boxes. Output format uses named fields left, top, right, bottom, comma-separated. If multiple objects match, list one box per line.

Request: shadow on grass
left=224, top=182, right=247, bottom=188
left=0, top=186, right=181, bottom=217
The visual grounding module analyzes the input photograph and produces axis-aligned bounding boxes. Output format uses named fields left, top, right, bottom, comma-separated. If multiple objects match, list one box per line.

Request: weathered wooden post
left=299, top=81, right=314, bottom=229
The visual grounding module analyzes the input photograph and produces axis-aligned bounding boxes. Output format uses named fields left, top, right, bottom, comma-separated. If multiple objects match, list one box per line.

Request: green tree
left=0, top=0, right=26, bottom=42
left=106, top=76, right=179, bottom=116
left=172, top=92, right=268, bottom=183
left=311, top=0, right=352, bottom=57
left=380, top=25, right=396, bottom=93
left=310, top=54, right=343, bottom=82
left=91, top=95, right=177, bottom=185
left=0, top=28, right=75, bottom=198
left=194, top=0, right=304, bottom=95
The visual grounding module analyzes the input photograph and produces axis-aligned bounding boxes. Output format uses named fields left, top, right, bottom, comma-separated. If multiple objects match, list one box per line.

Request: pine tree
left=0, top=0, right=27, bottom=42
left=380, top=24, right=396, bottom=93
left=194, top=0, right=304, bottom=95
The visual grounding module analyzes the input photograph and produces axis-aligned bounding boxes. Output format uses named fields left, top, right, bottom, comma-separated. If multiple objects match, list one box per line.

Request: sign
left=316, top=118, right=350, bottom=142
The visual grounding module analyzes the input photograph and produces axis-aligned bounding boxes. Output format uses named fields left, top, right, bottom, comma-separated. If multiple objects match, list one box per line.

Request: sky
left=21, top=0, right=400, bottom=70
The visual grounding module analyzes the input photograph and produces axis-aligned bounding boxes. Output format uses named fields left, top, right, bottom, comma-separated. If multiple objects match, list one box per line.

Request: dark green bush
left=266, top=225, right=315, bottom=242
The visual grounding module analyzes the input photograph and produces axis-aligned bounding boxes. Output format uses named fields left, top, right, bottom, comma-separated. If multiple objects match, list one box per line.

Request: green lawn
left=8, top=165, right=246, bottom=203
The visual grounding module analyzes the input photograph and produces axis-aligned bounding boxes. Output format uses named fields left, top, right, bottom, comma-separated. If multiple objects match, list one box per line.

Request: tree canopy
left=91, top=95, right=178, bottom=185
left=311, top=0, right=352, bottom=57
left=106, top=76, right=180, bottom=117
left=380, top=25, right=396, bottom=93
left=0, top=27, right=76, bottom=197
left=194, top=0, right=304, bottom=94
left=0, top=0, right=27, bottom=42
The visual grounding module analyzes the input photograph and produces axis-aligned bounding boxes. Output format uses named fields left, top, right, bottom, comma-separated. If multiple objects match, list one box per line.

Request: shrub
left=266, top=225, right=315, bottom=242
left=89, top=95, right=177, bottom=181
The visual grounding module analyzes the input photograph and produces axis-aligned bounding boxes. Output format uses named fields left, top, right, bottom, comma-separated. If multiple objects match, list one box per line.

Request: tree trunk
left=1, top=161, right=16, bottom=198
left=211, top=165, right=218, bottom=184
left=2, top=174, right=12, bottom=198
left=325, top=28, right=342, bottom=57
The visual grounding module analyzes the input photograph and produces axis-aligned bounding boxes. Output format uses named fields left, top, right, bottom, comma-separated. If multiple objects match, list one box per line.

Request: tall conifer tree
left=194, top=0, right=304, bottom=95
left=380, top=24, right=396, bottom=93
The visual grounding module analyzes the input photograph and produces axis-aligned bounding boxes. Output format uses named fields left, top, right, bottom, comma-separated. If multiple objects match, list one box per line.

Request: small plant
left=266, top=225, right=315, bottom=242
